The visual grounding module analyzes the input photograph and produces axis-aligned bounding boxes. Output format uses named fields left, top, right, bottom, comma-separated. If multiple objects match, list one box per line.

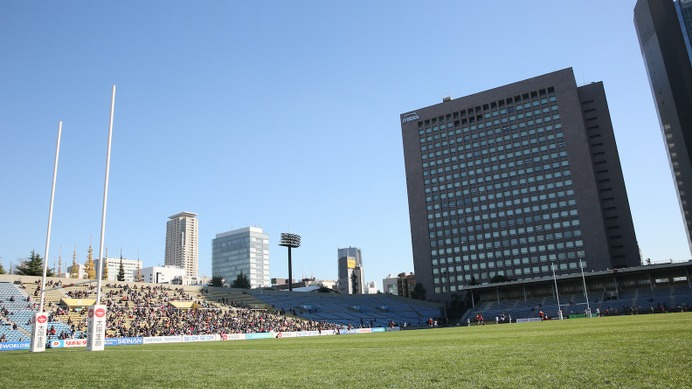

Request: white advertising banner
left=142, top=335, right=183, bottom=345
left=29, top=312, right=49, bottom=352
left=63, top=339, right=88, bottom=348
left=86, top=305, right=107, bottom=351
left=182, top=334, right=220, bottom=343
left=220, top=333, right=246, bottom=341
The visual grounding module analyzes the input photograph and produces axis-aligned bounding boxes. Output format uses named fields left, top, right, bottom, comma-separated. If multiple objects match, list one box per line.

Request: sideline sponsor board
left=245, top=333, right=273, bottom=340
left=182, top=334, right=219, bottom=343
left=221, top=333, right=246, bottom=341
left=48, top=339, right=64, bottom=349
left=0, top=341, right=30, bottom=351
left=143, top=335, right=182, bottom=344
left=516, top=318, right=542, bottom=323
left=339, top=328, right=374, bottom=335
left=105, top=337, right=143, bottom=346
left=63, top=339, right=88, bottom=348
left=295, top=331, right=320, bottom=337
left=1, top=326, right=388, bottom=351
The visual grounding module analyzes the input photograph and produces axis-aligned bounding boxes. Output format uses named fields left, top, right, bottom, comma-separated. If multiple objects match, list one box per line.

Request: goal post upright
left=87, top=85, right=116, bottom=352
left=30, top=120, right=62, bottom=353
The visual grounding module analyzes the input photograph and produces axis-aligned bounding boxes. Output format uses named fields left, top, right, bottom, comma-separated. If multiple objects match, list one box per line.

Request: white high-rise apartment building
left=165, top=212, right=199, bottom=279
left=212, top=227, right=270, bottom=288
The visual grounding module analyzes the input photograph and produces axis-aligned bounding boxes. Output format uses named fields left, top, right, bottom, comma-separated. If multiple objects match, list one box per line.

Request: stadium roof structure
left=461, top=261, right=692, bottom=292
left=283, top=285, right=321, bottom=293
left=60, top=298, right=96, bottom=307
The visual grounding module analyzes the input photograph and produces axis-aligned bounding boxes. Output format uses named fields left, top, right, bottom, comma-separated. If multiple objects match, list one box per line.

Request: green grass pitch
left=1, top=313, right=690, bottom=388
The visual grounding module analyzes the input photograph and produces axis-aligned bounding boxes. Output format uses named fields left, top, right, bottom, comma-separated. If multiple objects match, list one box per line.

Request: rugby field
left=1, top=313, right=690, bottom=388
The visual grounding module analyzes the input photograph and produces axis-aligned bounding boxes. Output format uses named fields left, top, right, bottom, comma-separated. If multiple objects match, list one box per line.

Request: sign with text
left=86, top=304, right=107, bottom=351
left=30, top=312, right=48, bottom=352
left=516, top=318, right=542, bottom=323
left=63, top=339, right=88, bottom=348
left=105, top=337, right=143, bottom=346
left=48, top=339, right=63, bottom=349
left=245, top=333, right=273, bottom=340
left=143, top=335, right=182, bottom=345
left=182, top=334, right=219, bottom=343
left=0, top=341, right=30, bottom=351
left=220, top=333, right=246, bottom=341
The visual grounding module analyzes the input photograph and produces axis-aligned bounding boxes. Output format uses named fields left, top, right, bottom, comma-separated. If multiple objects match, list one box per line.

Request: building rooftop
left=169, top=211, right=198, bottom=219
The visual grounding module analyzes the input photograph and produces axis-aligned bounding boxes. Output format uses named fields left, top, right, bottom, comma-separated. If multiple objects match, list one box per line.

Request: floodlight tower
left=279, top=233, right=301, bottom=291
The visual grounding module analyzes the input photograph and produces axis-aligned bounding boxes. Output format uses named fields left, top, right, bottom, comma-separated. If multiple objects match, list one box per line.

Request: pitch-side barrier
left=0, top=327, right=393, bottom=351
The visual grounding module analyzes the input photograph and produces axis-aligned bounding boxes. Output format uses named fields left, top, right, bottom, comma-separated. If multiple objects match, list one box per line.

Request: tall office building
left=635, top=0, right=692, bottom=253
left=164, top=212, right=199, bottom=279
left=212, top=227, right=270, bottom=288
left=401, top=68, right=640, bottom=298
left=337, top=247, right=365, bottom=294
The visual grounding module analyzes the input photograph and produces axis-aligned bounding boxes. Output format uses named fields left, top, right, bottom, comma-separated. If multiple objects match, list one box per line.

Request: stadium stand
left=2, top=261, right=690, bottom=343
left=247, top=291, right=441, bottom=327
left=457, top=261, right=692, bottom=324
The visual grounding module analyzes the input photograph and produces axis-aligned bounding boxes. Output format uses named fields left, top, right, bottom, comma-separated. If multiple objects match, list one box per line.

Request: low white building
left=141, top=265, right=186, bottom=285
left=61, top=263, right=86, bottom=280
left=364, top=281, right=379, bottom=294
left=104, top=257, right=143, bottom=282
left=382, top=274, right=398, bottom=295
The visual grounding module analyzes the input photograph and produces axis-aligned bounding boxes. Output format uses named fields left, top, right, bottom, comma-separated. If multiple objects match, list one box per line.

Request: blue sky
left=1, top=1, right=688, bottom=288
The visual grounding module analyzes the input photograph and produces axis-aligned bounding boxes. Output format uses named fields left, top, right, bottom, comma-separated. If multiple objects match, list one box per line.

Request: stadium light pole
left=279, top=233, right=301, bottom=292
left=552, top=263, right=563, bottom=320
left=580, top=258, right=591, bottom=318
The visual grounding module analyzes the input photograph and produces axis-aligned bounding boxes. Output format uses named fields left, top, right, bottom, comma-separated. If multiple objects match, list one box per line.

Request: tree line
left=3, top=248, right=134, bottom=282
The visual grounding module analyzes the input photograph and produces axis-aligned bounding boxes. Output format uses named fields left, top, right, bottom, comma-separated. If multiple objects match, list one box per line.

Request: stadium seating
left=2, top=274, right=689, bottom=344
left=248, top=291, right=441, bottom=327
left=460, top=282, right=692, bottom=323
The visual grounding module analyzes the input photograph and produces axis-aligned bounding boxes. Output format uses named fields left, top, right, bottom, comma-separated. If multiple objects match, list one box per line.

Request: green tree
left=208, top=275, right=224, bottom=287
left=15, top=250, right=54, bottom=277
left=0, top=260, right=6, bottom=275
left=350, top=271, right=359, bottom=294
left=490, top=274, right=508, bottom=284
left=135, top=263, right=143, bottom=282
left=230, top=271, right=251, bottom=289
left=410, top=282, right=427, bottom=300
left=117, top=259, right=126, bottom=281
left=84, top=244, right=96, bottom=279
left=69, top=248, right=79, bottom=278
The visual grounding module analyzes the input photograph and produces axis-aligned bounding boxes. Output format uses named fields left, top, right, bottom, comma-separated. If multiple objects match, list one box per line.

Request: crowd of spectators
left=38, top=283, right=340, bottom=338
left=1, top=281, right=343, bottom=341
left=105, top=305, right=338, bottom=338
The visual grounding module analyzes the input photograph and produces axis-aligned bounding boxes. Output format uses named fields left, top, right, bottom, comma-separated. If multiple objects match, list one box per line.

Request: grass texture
left=1, top=313, right=690, bottom=388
